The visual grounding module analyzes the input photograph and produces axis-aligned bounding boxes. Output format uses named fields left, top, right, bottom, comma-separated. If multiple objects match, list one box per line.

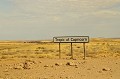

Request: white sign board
left=53, top=36, right=89, bottom=43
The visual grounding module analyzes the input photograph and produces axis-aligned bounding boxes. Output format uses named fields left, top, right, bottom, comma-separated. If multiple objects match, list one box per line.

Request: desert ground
left=0, top=38, right=120, bottom=79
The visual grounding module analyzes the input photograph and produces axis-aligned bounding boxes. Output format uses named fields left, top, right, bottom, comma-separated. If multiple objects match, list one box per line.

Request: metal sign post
left=59, top=43, right=61, bottom=59
left=71, top=43, right=73, bottom=59
left=83, top=43, right=86, bottom=60
left=53, top=36, right=89, bottom=59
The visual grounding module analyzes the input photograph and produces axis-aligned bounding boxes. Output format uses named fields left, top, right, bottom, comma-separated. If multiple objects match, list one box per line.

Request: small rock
left=55, top=63, right=62, bottom=66
left=5, top=73, right=10, bottom=76
left=66, top=76, right=69, bottom=79
left=13, top=63, right=24, bottom=70
left=60, top=76, right=62, bottom=78
left=87, top=68, right=91, bottom=70
left=44, top=65, right=49, bottom=67
left=39, top=61, right=42, bottom=63
left=9, top=67, right=13, bottom=69
left=23, top=62, right=30, bottom=69
left=73, top=58, right=77, bottom=60
left=75, top=66, right=78, bottom=68
left=81, top=61, right=86, bottom=64
left=102, top=68, right=111, bottom=71
left=4, top=69, right=8, bottom=72
left=66, top=62, right=77, bottom=66
left=14, top=66, right=23, bottom=70
left=19, top=63, right=24, bottom=67
left=50, top=65, right=54, bottom=68
left=50, top=75, right=54, bottom=77
left=78, top=72, right=80, bottom=74
left=25, top=60, right=37, bottom=64
left=43, top=77, right=48, bottom=79
left=98, top=71, right=102, bottom=73
left=93, top=66, right=96, bottom=68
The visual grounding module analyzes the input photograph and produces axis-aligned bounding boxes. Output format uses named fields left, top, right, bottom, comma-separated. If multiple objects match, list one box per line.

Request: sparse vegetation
left=0, top=38, right=119, bottom=59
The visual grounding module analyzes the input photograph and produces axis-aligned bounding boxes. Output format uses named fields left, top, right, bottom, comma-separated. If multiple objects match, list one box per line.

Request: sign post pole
left=83, top=43, right=86, bottom=60
left=59, top=43, right=61, bottom=59
left=71, top=43, right=73, bottom=59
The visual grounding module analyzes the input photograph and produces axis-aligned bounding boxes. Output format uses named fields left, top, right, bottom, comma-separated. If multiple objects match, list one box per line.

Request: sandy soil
left=0, top=56, right=120, bottom=79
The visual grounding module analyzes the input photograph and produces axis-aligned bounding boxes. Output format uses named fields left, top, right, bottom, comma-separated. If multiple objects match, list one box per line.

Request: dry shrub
left=38, top=54, right=54, bottom=59
left=15, top=55, right=28, bottom=58
left=1, top=52, right=17, bottom=55
left=0, top=55, right=14, bottom=59
left=1, top=56, right=7, bottom=59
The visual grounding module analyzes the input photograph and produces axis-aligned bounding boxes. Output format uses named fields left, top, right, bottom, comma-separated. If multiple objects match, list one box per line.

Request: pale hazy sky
left=0, top=0, right=120, bottom=40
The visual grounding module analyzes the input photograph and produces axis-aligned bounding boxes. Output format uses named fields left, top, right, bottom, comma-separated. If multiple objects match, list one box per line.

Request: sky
left=0, top=0, right=120, bottom=40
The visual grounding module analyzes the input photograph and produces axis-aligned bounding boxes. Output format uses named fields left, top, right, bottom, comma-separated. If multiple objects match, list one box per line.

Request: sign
left=53, top=36, right=89, bottom=59
left=53, top=36, right=89, bottom=43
